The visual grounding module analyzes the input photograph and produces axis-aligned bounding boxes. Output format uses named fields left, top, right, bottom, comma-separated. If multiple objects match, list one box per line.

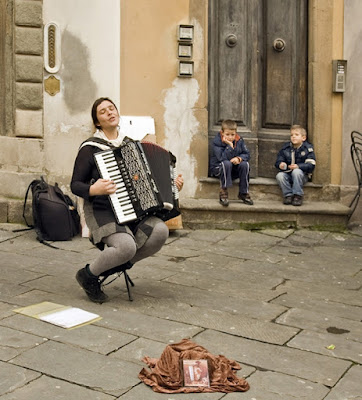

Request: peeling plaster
left=163, top=78, right=200, bottom=198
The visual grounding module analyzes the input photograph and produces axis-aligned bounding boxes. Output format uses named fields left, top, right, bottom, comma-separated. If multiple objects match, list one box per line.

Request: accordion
left=94, top=137, right=180, bottom=225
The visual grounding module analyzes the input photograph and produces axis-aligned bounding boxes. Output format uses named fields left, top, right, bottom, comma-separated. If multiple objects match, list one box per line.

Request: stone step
left=198, top=177, right=339, bottom=202
left=0, top=189, right=351, bottom=231
left=179, top=198, right=350, bottom=231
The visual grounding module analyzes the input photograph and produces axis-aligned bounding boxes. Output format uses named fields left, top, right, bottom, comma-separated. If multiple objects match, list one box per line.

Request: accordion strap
left=79, top=137, right=116, bottom=151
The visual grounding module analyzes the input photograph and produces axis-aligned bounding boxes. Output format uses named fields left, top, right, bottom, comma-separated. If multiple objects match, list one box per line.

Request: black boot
left=76, top=265, right=108, bottom=304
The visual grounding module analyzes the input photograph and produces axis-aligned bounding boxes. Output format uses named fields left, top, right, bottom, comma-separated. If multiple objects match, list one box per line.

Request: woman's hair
left=91, top=97, right=118, bottom=128
left=221, top=119, right=237, bottom=131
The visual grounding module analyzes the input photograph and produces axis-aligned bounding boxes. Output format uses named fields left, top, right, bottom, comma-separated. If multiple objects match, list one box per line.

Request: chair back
left=349, top=131, right=362, bottom=216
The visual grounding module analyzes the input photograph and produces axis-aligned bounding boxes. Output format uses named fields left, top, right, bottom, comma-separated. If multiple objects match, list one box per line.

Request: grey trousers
left=89, top=220, right=169, bottom=276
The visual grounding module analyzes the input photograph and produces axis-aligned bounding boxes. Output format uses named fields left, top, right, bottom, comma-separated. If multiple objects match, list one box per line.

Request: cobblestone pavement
left=0, top=223, right=361, bottom=400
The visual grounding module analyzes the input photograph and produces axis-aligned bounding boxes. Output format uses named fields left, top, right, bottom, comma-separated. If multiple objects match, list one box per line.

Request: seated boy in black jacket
left=209, top=120, right=253, bottom=207
left=275, top=125, right=316, bottom=206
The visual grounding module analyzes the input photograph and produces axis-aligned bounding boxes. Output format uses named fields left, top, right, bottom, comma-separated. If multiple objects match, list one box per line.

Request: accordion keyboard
left=94, top=149, right=138, bottom=224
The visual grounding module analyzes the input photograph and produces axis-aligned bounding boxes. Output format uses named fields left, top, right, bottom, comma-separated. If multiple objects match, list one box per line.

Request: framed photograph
left=182, top=359, right=210, bottom=387
left=178, top=61, right=194, bottom=77
left=178, top=43, right=193, bottom=58
left=178, top=24, right=194, bottom=42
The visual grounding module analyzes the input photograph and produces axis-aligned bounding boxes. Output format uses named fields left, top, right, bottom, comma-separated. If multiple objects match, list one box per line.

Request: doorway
left=208, top=0, right=308, bottom=178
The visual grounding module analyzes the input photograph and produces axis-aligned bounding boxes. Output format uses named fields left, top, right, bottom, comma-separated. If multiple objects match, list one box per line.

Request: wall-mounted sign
left=44, top=75, right=60, bottom=96
left=178, top=25, right=194, bottom=42
left=44, top=22, right=61, bottom=74
left=178, top=61, right=194, bottom=77
left=178, top=43, right=193, bottom=58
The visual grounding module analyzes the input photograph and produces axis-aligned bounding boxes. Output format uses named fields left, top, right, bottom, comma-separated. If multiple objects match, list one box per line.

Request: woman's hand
left=175, top=174, right=184, bottom=191
left=89, top=179, right=116, bottom=196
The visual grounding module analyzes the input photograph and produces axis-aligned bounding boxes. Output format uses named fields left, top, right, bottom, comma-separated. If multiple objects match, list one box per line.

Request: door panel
left=208, top=0, right=308, bottom=178
left=218, top=0, right=247, bottom=124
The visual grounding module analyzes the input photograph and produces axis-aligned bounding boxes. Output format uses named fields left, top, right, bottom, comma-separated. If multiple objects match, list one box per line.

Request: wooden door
left=208, top=0, right=308, bottom=178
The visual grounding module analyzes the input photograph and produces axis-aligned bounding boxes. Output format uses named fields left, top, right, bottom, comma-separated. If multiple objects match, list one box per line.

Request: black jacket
left=275, top=141, right=316, bottom=174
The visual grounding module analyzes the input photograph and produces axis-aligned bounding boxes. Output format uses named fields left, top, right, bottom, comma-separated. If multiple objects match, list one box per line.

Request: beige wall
left=120, top=0, right=208, bottom=199
left=308, top=0, right=344, bottom=187
left=342, top=0, right=362, bottom=222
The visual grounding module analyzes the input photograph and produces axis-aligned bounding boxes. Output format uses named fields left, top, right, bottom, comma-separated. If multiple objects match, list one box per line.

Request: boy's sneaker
left=238, top=193, right=254, bottom=205
left=292, top=195, right=303, bottom=206
left=76, top=266, right=108, bottom=304
left=283, top=196, right=293, bottom=205
left=219, top=188, right=229, bottom=207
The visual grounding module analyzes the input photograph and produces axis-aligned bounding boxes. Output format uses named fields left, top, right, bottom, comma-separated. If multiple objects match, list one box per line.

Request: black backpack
left=21, top=176, right=80, bottom=246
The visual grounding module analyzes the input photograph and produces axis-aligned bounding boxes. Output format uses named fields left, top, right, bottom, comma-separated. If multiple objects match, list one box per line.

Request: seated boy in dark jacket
left=209, top=120, right=253, bottom=206
left=275, top=125, right=316, bottom=206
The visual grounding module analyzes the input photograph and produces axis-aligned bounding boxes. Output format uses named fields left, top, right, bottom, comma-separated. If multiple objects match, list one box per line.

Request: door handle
left=225, top=34, right=237, bottom=47
left=273, top=38, right=286, bottom=52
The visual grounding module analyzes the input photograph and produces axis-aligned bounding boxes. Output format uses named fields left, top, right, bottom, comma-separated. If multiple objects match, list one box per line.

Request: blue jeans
left=211, top=160, right=250, bottom=194
left=276, top=169, right=308, bottom=197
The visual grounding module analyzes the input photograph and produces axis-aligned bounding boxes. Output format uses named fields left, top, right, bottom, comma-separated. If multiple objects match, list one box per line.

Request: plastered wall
left=119, top=0, right=208, bottom=199
left=342, top=0, right=362, bottom=222
left=42, top=0, right=120, bottom=182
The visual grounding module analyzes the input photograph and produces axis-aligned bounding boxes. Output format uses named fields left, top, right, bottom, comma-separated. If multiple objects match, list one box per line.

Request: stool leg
left=124, top=271, right=133, bottom=301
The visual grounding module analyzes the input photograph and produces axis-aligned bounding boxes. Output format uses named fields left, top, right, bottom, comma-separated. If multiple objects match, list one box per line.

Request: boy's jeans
left=211, top=160, right=250, bottom=194
left=276, top=169, right=308, bottom=197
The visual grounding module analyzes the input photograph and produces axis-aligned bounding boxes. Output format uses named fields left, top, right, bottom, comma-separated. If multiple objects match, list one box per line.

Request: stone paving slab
left=201, top=244, right=286, bottom=264
left=94, top=306, right=203, bottom=343
left=287, top=329, right=362, bottom=364
left=0, top=231, right=48, bottom=252
left=108, top=294, right=297, bottom=344
left=251, top=257, right=362, bottom=289
left=18, top=273, right=92, bottom=297
left=275, top=279, right=362, bottom=307
left=120, top=263, right=178, bottom=282
left=276, top=308, right=362, bottom=342
left=0, top=313, right=137, bottom=355
left=162, top=272, right=284, bottom=303
left=0, top=325, right=46, bottom=361
left=0, top=361, right=40, bottom=396
left=129, top=277, right=282, bottom=314
left=10, top=340, right=141, bottom=397
left=223, top=370, right=330, bottom=400
left=271, top=293, right=362, bottom=321
left=0, top=302, right=17, bottom=319
left=13, top=245, right=92, bottom=265
left=324, top=365, right=362, bottom=400
left=115, top=282, right=286, bottom=321
left=109, top=337, right=168, bottom=366
left=0, top=375, right=115, bottom=400
left=195, top=329, right=352, bottom=387
left=0, top=250, right=40, bottom=269
left=164, top=268, right=284, bottom=292
left=118, top=383, right=225, bottom=400
left=0, top=281, right=30, bottom=303
left=0, top=262, right=44, bottom=285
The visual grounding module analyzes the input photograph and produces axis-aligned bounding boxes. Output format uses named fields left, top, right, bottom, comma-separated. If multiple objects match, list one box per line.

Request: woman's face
left=96, top=100, right=119, bottom=130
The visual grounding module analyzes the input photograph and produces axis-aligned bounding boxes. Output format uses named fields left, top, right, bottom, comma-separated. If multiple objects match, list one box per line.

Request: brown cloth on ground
left=138, top=338, right=250, bottom=393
